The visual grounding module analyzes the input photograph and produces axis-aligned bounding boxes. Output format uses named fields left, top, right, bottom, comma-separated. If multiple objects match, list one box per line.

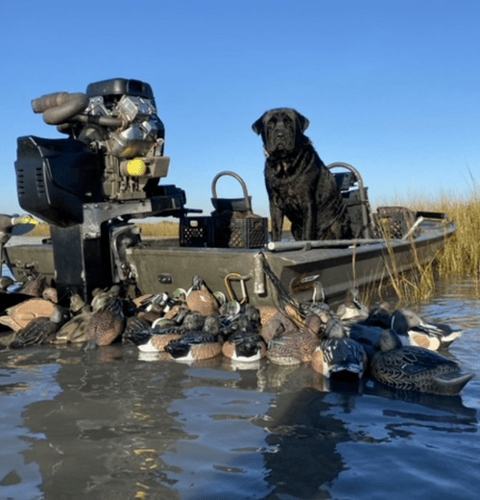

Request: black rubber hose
left=31, top=92, right=89, bottom=125
left=73, top=114, right=124, bottom=127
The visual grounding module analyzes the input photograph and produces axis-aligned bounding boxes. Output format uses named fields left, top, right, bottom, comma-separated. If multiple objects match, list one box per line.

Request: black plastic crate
left=180, top=217, right=214, bottom=247
left=212, top=216, right=268, bottom=248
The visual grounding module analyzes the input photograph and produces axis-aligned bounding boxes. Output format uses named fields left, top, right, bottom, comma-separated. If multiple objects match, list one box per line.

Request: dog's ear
left=252, top=114, right=265, bottom=135
left=295, top=111, right=310, bottom=133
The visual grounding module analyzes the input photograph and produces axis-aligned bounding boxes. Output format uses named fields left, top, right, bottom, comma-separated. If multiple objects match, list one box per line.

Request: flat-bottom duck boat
left=3, top=78, right=456, bottom=311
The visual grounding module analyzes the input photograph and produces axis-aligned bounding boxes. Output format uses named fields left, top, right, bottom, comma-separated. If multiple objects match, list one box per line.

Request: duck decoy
left=122, top=316, right=151, bottom=343
left=53, top=310, right=94, bottom=344
left=260, top=310, right=294, bottom=345
left=132, top=310, right=212, bottom=353
left=0, top=276, right=14, bottom=291
left=133, top=328, right=185, bottom=353
left=361, top=302, right=394, bottom=329
left=267, top=327, right=319, bottom=366
left=371, top=329, right=475, bottom=396
left=9, top=306, right=70, bottom=348
left=20, top=274, right=47, bottom=297
left=336, top=288, right=369, bottom=323
left=186, top=276, right=219, bottom=316
left=222, top=330, right=266, bottom=363
left=84, top=290, right=126, bottom=347
left=0, top=298, right=57, bottom=332
left=258, top=306, right=280, bottom=328
left=42, top=286, right=58, bottom=304
left=348, top=322, right=387, bottom=359
left=165, top=332, right=223, bottom=361
left=391, top=308, right=464, bottom=350
left=311, top=337, right=368, bottom=380
left=0, top=214, right=37, bottom=265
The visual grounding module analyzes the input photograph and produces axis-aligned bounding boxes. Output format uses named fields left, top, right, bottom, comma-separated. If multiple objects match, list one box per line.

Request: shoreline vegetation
left=23, top=191, right=479, bottom=305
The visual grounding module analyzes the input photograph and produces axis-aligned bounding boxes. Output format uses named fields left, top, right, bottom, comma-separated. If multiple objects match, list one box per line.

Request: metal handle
left=211, top=171, right=252, bottom=211
left=327, top=162, right=371, bottom=239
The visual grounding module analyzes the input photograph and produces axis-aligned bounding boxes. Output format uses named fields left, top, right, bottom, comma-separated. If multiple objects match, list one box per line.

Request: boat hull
left=5, top=219, right=456, bottom=309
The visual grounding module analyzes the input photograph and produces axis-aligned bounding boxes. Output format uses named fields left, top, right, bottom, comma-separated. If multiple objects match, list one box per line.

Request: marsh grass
left=374, top=180, right=480, bottom=305
left=138, top=222, right=179, bottom=238
left=28, top=223, right=50, bottom=237
left=27, top=222, right=180, bottom=239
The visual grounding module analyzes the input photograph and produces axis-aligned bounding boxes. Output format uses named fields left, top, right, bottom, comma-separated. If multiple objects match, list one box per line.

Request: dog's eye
left=267, top=119, right=276, bottom=129
left=283, top=117, right=292, bottom=126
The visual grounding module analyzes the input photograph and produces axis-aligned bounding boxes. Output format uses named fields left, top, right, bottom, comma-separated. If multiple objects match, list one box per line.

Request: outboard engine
left=15, top=78, right=187, bottom=303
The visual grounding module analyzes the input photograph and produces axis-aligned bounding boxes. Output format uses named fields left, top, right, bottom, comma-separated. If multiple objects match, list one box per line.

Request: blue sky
left=1, top=0, right=479, bottom=219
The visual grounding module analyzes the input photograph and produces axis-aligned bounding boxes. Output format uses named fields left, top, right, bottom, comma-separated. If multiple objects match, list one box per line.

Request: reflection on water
left=0, top=279, right=479, bottom=500
left=0, top=358, right=61, bottom=500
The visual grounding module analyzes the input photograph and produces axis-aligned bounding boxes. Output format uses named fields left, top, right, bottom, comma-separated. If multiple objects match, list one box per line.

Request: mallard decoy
left=9, top=306, right=70, bottom=348
left=336, top=288, right=369, bottom=323
left=348, top=322, right=386, bottom=359
left=361, top=303, right=394, bottom=329
left=371, top=329, right=475, bottom=396
left=186, top=276, right=219, bottom=316
left=267, top=324, right=319, bottom=366
left=311, top=337, right=368, bottom=380
left=260, top=310, right=293, bottom=344
left=391, top=308, right=464, bottom=350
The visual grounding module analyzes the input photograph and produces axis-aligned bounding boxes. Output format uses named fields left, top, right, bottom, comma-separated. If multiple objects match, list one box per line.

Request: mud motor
left=15, top=78, right=188, bottom=303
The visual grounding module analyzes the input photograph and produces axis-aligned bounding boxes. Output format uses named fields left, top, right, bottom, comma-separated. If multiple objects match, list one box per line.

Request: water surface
left=1, top=278, right=479, bottom=499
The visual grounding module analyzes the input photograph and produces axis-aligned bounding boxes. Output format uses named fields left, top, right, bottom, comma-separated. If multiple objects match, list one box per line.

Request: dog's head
left=252, top=108, right=310, bottom=158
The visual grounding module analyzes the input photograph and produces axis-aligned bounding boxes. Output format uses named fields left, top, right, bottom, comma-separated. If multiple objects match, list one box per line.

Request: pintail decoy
left=391, top=308, right=464, bottom=350
left=336, top=288, right=369, bottom=324
left=371, top=329, right=475, bottom=396
left=9, top=306, right=70, bottom=348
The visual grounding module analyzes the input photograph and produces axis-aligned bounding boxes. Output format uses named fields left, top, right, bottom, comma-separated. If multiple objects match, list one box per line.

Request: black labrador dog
left=252, top=108, right=351, bottom=241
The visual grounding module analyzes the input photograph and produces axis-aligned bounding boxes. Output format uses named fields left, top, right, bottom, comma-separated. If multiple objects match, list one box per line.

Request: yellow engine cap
left=127, top=158, right=147, bottom=176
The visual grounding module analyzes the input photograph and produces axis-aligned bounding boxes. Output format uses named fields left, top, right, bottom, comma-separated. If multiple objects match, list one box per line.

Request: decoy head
left=379, top=329, right=403, bottom=352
